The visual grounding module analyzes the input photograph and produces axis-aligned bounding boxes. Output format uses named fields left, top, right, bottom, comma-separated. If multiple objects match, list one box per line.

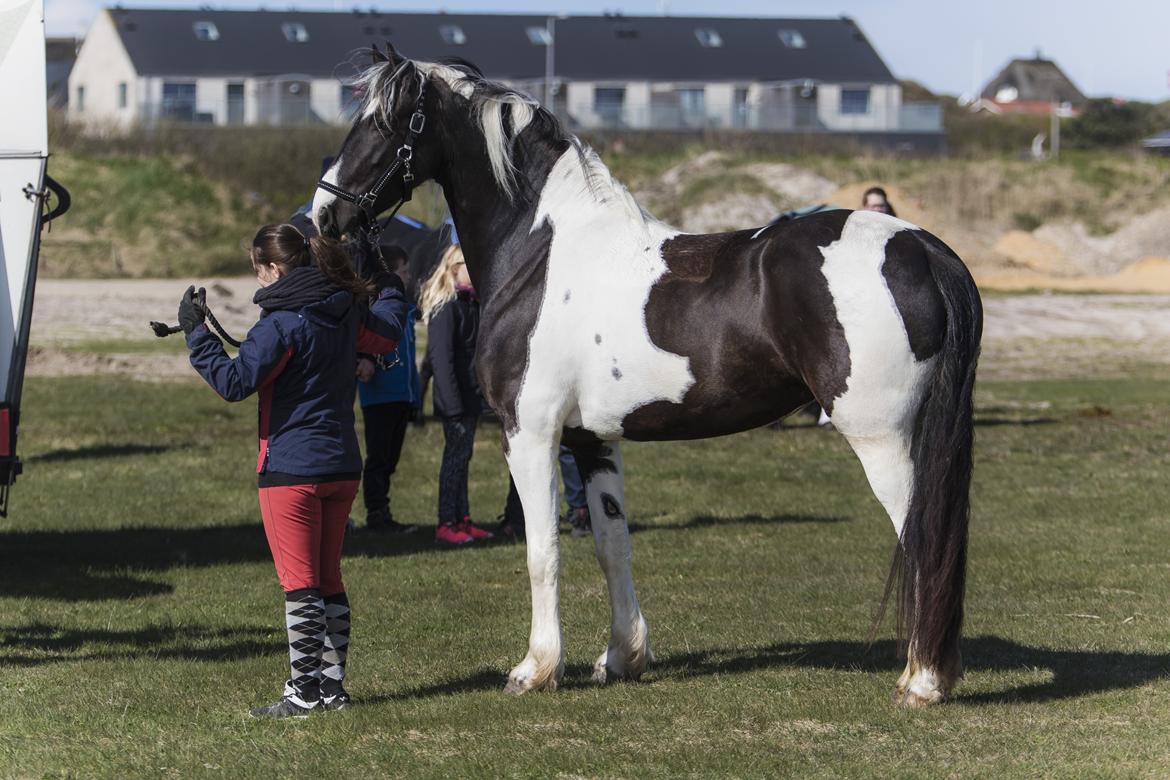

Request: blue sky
left=45, top=0, right=1170, bottom=102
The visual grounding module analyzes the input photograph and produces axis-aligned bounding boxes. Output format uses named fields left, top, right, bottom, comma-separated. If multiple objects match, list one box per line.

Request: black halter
left=315, top=80, right=428, bottom=245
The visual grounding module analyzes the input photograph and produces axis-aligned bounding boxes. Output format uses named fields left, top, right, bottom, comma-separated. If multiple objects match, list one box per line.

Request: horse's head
left=313, top=45, right=446, bottom=239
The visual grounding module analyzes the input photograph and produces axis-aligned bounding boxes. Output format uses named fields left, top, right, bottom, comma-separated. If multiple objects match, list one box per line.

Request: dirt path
left=26, top=279, right=1170, bottom=382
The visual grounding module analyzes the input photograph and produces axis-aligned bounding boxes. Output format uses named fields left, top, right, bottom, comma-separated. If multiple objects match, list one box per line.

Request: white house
left=68, top=9, right=941, bottom=138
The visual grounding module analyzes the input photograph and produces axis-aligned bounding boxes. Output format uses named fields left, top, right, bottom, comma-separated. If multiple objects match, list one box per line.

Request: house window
left=594, top=87, right=625, bottom=126
left=281, top=23, right=309, bottom=43
left=733, top=87, right=749, bottom=128
left=161, top=82, right=197, bottom=122
left=526, top=26, right=551, bottom=45
left=694, top=28, right=722, bottom=48
left=840, top=87, right=871, bottom=115
left=227, top=82, right=245, bottom=125
left=118, top=82, right=127, bottom=109
left=778, top=29, right=807, bottom=49
left=193, top=21, right=219, bottom=41
left=76, top=85, right=85, bottom=111
left=679, top=88, right=706, bottom=127
left=439, top=25, right=466, bottom=45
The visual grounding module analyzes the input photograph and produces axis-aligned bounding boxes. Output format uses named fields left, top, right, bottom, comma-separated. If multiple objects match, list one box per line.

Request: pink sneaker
left=435, top=522, right=474, bottom=546
left=458, top=517, right=494, bottom=541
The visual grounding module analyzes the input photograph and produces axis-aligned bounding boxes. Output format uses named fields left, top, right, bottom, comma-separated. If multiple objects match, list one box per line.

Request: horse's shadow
left=362, top=635, right=1170, bottom=706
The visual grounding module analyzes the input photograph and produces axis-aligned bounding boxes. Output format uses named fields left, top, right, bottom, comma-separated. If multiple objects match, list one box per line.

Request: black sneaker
left=249, top=695, right=316, bottom=719
left=321, top=687, right=352, bottom=711
left=366, top=509, right=418, bottom=535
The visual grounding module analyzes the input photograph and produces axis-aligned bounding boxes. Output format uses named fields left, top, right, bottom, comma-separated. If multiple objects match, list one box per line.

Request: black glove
left=178, top=285, right=206, bottom=335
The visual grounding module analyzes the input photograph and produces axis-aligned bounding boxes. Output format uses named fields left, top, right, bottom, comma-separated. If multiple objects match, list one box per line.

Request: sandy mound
left=680, top=193, right=781, bottom=234
left=976, top=256, right=1170, bottom=293
left=739, top=163, right=837, bottom=205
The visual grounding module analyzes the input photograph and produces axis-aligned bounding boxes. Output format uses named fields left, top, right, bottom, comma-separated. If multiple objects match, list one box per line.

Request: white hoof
left=504, top=654, right=562, bottom=695
left=591, top=640, right=654, bottom=685
left=894, top=666, right=950, bottom=707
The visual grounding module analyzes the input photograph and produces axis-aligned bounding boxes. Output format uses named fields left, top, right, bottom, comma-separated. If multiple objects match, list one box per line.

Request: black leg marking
left=600, top=492, right=624, bottom=519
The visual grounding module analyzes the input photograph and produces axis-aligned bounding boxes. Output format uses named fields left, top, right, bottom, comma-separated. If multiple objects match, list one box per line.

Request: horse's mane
left=354, top=56, right=649, bottom=227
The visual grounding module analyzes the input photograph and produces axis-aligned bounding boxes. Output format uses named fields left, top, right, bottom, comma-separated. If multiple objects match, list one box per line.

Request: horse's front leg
left=503, top=429, right=564, bottom=694
left=574, top=442, right=653, bottom=684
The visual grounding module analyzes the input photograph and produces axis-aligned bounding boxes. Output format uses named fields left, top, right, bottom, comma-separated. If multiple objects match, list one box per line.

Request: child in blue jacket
left=356, top=246, right=422, bottom=533
left=180, top=223, right=406, bottom=718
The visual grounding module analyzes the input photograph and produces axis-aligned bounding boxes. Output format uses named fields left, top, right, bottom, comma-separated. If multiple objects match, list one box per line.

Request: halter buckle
left=409, top=110, right=426, bottom=134
left=356, top=192, right=378, bottom=211
left=397, top=145, right=414, bottom=162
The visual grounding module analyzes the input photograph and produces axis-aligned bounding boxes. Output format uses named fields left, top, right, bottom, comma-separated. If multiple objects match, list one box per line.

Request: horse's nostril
left=318, top=206, right=337, bottom=238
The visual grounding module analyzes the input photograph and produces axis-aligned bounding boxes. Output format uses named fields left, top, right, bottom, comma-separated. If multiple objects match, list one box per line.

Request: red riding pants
left=258, top=480, right=358, bottom=594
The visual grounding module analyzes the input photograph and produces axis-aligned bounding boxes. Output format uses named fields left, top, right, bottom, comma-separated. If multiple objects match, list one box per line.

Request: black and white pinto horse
left=314, top=50, right=982, bottom=706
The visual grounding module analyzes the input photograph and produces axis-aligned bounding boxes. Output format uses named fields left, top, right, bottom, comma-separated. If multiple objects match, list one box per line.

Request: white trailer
left=0, top=0, right=70, bottom=513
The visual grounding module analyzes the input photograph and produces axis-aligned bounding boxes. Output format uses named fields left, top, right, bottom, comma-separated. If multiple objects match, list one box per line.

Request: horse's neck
left=533, top=147, right=655, bottom=240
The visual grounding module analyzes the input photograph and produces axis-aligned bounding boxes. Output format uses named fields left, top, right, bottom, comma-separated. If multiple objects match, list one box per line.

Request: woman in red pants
left=180, top=223, right=406, bottom=718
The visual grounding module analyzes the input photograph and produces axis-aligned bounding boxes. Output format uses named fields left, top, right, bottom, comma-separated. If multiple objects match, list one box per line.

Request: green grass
left=2, top=374, right=1169, bottom=777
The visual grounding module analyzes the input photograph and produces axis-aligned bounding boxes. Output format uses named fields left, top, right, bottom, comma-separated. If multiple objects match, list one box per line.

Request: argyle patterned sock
left=321, top=592, right=350, bottom=696
left=283, top=588, right=325, bottom=708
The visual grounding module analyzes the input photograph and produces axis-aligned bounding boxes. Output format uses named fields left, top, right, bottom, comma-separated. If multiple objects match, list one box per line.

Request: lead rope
left=149, top=299, right=243, bottom=348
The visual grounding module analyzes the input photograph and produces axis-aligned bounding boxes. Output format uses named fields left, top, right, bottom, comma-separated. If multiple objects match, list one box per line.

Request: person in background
left=421, top=243, right=493, bottom=546
left=862, top=186, right=897, bottom=217
left=497, top=448, right=592, bottom=542
left=356, top=245, right=421, bottom=534
left=181, top=223, right=406, bottom=718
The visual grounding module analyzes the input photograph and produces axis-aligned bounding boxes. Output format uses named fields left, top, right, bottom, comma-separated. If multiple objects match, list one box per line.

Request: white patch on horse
left=514, top=149, right=695, bottom=439
left=750, top=224, right=769, bottom=240
left=820, top=210, right=937, bottom=537
left=310, top=155, right=343, bottom=232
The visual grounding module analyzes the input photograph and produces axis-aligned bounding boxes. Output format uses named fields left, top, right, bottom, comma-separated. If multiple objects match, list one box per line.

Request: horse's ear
left=369, top=44, right=388, bottom=64
left=384, top=41, right=404, bottom=66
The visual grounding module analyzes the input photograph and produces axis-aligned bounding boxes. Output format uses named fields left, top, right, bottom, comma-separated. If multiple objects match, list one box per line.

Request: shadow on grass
left=0, top=522, right=451, bottom=601
left=0, top=513, right=841, bottom=601
left=27, top=443, right=173, bottom=462
left=974, top=417, right=1059, bottom=428
left=361, top=635, right=1170, bottom=705
left=0, top=622, right=276, bottom=667
left=646, top=635, right=1170, bottom=704
left=629, top=513, right=847, bottom=533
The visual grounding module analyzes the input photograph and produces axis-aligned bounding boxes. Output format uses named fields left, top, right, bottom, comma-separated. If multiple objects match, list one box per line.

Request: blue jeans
left=559, top=446, right=586, bottom=510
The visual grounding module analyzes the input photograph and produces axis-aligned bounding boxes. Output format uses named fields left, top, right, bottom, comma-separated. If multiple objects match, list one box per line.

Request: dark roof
left=103, top=8, right=895, bottom=84
left=981, top=57, right=1087, bottom=105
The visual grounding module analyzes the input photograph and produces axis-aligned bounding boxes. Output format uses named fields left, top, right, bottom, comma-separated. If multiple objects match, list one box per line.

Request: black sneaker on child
left=249, top=695, right=315, bottom=719
left=366, top=508, right=418, bottom=535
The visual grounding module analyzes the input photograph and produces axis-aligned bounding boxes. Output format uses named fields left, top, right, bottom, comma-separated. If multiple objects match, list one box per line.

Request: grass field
left=2, top=370, right=1169, bottom=778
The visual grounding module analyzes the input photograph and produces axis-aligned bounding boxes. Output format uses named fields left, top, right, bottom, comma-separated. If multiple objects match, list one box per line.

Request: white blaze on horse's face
left=310, top=155, right=343, bottom=233
left=515, top=148, right=695, bottom=438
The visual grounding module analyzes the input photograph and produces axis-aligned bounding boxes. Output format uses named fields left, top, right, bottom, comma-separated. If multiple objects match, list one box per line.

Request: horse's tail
left=890, top=233, right=982, bottom=674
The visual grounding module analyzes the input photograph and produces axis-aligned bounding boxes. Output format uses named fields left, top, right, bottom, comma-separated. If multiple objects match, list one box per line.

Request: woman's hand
left=178, top=286, right=206, bottom=335
left=356, top=357, right=376, bottom=383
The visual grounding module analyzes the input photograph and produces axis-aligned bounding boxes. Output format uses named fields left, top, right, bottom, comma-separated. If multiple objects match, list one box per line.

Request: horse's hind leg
left=837, top=425, right=960, bottom=706
left=503, top=429, right=565, bottom=694
left=571, top=441, right=653, bottom=684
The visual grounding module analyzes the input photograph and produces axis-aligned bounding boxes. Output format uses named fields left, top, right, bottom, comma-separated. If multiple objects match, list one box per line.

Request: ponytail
left=250, top=223, right=375, bottom=300
left=308, top=235, right=377, bottom=300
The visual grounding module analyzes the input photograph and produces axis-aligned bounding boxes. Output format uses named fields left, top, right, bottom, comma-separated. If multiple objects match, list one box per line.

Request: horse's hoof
left=894, top=687, right=946, bottom=708
left=592, top=649, right=647, bottom=685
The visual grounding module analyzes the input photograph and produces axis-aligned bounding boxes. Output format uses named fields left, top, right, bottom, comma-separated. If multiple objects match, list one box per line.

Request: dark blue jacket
left=357, top=305, right=421, bottom=408
left=187, top=268, right=406, bottom=480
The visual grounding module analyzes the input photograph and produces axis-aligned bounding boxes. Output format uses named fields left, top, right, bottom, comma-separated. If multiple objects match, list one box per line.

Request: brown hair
left=249, top=223, right=375, bottom=299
